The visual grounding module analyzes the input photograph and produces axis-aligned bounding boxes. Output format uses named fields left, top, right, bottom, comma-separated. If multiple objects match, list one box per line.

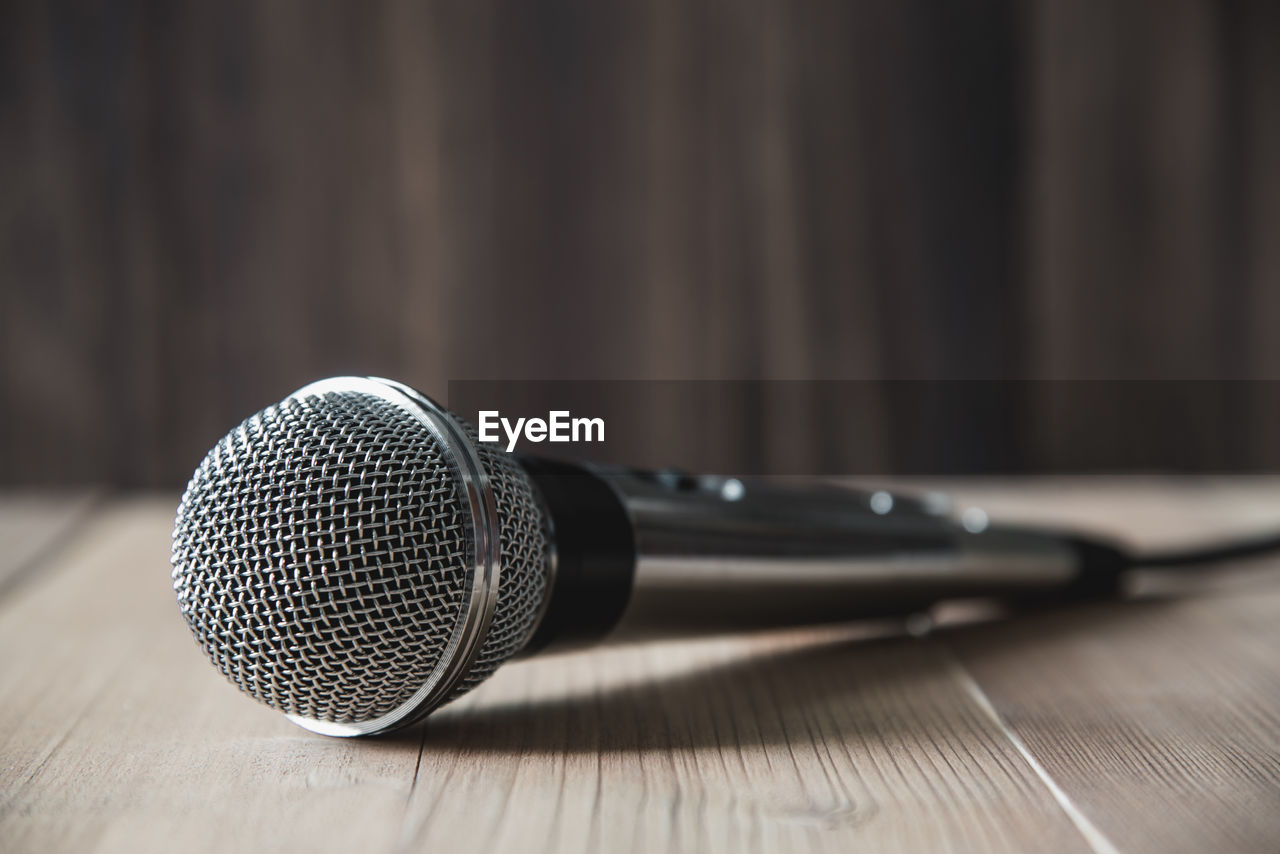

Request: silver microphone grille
left=170, top=377, right=551, bottom=736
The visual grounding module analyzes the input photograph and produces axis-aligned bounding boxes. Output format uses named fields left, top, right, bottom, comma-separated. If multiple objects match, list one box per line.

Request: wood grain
left=944, top=479, right=1280, bottom=854
left=1, top=481, right=1278, bottom=853
left=0, top=490, right=101, bottom=597
left=3, top=1, right=1279, bottom=486
left=951, top=592, right=1280, bottom=854
left=404, top=632, right=1095, bottom=854
left=0, top=499, right=422, bottom=854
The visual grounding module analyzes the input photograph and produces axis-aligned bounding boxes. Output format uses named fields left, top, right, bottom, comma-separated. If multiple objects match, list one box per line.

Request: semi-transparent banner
left=446, top=380, right=1278, bottom=476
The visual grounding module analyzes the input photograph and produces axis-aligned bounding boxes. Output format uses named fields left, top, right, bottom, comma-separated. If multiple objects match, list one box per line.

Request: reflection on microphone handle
left=554, top=466, right=1115, bottom=642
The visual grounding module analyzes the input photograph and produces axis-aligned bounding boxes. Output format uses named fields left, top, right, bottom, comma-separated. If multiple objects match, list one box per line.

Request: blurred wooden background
left=2, top=0, right=1278, bottom=486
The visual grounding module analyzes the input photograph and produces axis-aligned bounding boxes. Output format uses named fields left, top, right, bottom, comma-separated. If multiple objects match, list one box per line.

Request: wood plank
left=0, top=496, right=1097, bottom=854
left=947, top=590, right=1280, bottom=854
left=3, top=483, right=1279, bottom=853
left=403, top=629, right=1095, bottom=854
left=939, top=479, right=1280, bottom=854
left=0, top=490, right=102, bottom=598
left=0, top=498, right=422, bottom=854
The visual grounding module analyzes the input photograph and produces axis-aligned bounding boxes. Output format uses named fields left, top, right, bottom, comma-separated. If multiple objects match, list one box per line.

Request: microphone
left=171, top=376, right=1126, bottom=737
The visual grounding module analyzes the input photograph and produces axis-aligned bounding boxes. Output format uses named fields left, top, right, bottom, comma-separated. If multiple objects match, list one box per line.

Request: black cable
left=1129, top=531, right=1280, bottom=569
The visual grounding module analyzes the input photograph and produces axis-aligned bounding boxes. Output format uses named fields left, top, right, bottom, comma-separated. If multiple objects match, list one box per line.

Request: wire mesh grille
left=171, top=386, right=553, bottom=727
left=171, top=390, right=478, bottom=724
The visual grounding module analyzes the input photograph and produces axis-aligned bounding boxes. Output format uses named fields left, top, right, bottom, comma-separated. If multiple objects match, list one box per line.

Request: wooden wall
left=2, top=1, right=1278, bottom=486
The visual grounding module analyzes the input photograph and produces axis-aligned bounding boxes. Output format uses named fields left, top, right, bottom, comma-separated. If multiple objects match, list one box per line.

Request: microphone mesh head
left=171, top=382, right=550, bottom=731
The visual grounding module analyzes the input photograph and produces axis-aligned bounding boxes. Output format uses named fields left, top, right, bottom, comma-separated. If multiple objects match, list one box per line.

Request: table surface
left=1, top=479, right=1278, bottom=854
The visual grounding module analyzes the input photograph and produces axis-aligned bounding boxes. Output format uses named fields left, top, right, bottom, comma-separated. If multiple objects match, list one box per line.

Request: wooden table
left=1, top=480, right=1277, bottom=853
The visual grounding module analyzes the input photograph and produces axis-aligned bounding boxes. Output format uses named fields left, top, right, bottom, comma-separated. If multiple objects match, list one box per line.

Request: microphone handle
left=519, top=459, right=1127, bottom=650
